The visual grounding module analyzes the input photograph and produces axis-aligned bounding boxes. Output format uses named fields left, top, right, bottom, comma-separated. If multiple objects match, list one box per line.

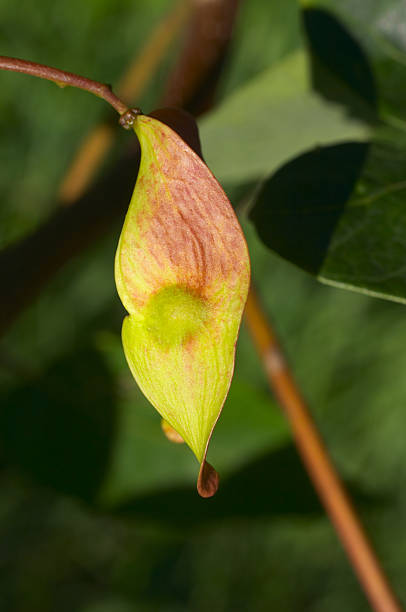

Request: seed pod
left=115, top=111, right=250, bottom=497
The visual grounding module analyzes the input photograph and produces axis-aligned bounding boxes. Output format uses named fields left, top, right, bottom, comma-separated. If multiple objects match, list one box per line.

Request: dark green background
left=1, top=1, right=406, bottom=610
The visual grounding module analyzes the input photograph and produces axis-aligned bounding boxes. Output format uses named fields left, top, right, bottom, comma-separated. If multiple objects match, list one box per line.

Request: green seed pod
left=115, top=111, right=250, bottom=497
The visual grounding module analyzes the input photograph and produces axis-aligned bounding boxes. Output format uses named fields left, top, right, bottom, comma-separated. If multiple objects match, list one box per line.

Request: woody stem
left=0, top=55, right=141, bottom=128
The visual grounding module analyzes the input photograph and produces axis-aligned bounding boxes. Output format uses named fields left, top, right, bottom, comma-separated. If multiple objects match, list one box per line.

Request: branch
left=244, top=287, right=403, bottom=612
left=162, top=0, right=240, bottom=114
left=0, top=55, right=140, bottom=125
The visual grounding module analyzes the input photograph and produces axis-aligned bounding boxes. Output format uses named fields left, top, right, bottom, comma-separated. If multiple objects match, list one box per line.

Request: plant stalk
left=244, top=286, right=403, bottom=612
left=0, top=55, right=138, bottom=123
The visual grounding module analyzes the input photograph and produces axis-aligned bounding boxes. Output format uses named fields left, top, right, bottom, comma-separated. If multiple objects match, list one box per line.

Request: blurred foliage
left=1, top=0, right=406, bottom=611
left=249, top=2, right=406, bottom=303
left=200, top=50, right=369, bottom=184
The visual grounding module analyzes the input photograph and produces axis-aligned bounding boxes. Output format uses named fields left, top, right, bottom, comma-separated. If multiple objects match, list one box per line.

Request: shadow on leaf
left=249, top=142, right=369, bottom=275
left=303, top=7, right=377, bottom=119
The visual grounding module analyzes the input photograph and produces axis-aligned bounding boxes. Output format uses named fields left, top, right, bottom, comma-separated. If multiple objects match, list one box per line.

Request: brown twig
left=0, top=55, right=136, bottom=121
left=244, top=286, right=403, bottom=612
left=162, top=0, right=240, bottom=114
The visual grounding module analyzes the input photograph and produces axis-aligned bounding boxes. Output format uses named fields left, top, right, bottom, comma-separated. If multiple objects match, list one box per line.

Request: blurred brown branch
left=244, top=287, right=403, bottom=612
left=161, top=0, right=239, bottom=114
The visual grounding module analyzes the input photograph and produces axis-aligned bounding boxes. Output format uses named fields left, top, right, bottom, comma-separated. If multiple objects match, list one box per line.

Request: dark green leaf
left=250, top=142, right=369, bottom=276
left=304, top=0, right=406, bottom=122
left=303, top=7, right=378, bottom=118
left=250, top=129, right=406, bottom=303
left=249, top=3, right=406, bottom=303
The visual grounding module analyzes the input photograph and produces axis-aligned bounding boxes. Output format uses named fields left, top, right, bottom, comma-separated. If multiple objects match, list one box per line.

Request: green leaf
left=302, top=0, right=406, bottom=123
left=250, top=133, right=406, bottom=304
left=250, top=4, right=406, bottom=304
left=199, top=50, right=370, bottom=185
left=302, top=7, right=378, bottom=118
left=250, top=142, right=369, bottom=277
left=220, top=0, right=302, bottom=97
